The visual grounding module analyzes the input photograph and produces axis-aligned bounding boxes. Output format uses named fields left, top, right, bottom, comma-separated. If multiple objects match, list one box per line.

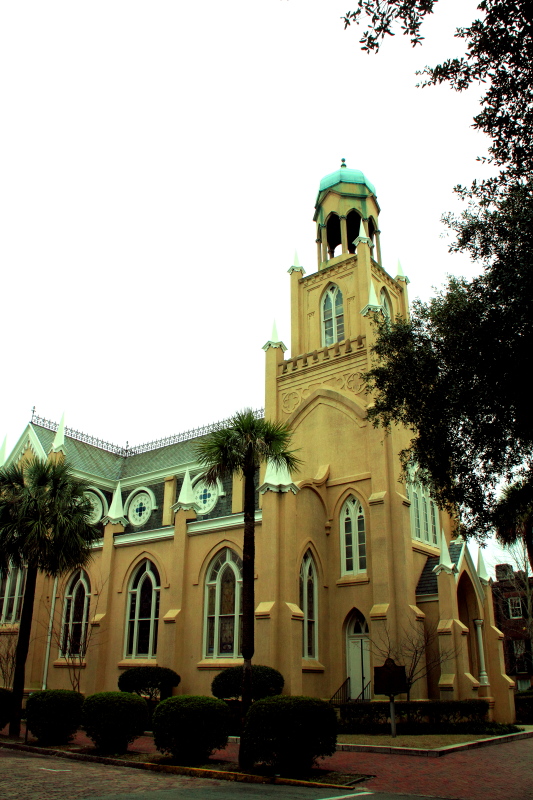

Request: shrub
left=0, top=688, right=13, bottom=730
left=153, top=695, right=230, bottom=764
left=240, top=695, right=337, bottom=774
left=339, top=699, right=489, bottom=733
left=82, top=692, right=148, bottom=753
left=118, top=666, right=180, bottom=702
left=26, top=690, right=83, bottom=744
left=515, top=693, right=533, bottom=723
left=211, top=665, right=284, bottom=701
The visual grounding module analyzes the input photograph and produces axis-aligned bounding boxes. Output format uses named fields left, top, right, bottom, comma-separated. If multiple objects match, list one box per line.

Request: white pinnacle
left=0, top=436, right=6, bottom=467
left=51, top=413, right=65, bottom=453
left=107, top=481, right=126, bottom=522
left=477, top=548, right=490, bottom=584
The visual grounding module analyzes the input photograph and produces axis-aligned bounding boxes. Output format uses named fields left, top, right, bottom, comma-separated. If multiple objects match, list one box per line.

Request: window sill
left=412, top=541, right=440, bottom=556
left=117, top=659, right=158, bottom=669
left=0, top=624, right=19, bottom=634
left=197, top=658, right=243, bottom=670
left=302, top=659, right=325, bottom=673
left=336, top=575, right=369, bottom=586
left=53, top=659, right=87, bottom=669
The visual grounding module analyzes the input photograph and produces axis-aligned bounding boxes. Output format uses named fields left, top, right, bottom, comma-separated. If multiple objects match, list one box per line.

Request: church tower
left=261, top=161, right=419, bottom=700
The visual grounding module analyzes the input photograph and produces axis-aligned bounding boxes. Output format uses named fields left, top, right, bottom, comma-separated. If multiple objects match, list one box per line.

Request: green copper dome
left=319, top=160, right=376, bottom=196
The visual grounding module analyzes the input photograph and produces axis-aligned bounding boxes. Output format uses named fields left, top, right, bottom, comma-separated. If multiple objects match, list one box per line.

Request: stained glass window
left=125, top=560, right=160, bottom=658
left=61, top=570, right=91, bottom=657
left=204, top=548, right=242, bottom=658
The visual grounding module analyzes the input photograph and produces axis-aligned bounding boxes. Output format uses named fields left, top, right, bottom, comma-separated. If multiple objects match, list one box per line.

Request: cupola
left=314, top=159, right=381, bottom=267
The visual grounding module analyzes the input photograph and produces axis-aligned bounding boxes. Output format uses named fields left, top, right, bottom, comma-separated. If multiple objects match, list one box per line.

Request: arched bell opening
left=326, top=213, right=342, bottom=258
left=346, top=209, right=362, bottom=254
left=345, top=607, right=371, bottom=700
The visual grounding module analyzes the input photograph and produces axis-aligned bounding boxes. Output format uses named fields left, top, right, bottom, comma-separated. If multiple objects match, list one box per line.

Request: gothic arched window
left=380, top=288, right=392, bottom=322
left=300, top=550, right=318, bottom=659
left=322, top=285, right=344, bottom=346
left=125, top=559, right=160, bottom=658
left=341, top=496, right=367, bottom=575
left=408, top=481, right=439, bottom=545
left=0, top=566, right=25, bottom=625
left=61, top=570, right=91, bottom=657
left=204, top=548, right=243, bottom=658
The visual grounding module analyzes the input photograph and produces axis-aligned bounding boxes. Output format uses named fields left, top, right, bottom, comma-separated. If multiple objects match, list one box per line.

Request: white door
left=347, top=635, right=370, bottom=699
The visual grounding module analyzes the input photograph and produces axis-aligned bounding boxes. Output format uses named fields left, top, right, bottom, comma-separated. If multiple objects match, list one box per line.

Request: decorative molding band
left=114, top=527, right=174, bottom=548
left=187, top=511, right=262, bottom=536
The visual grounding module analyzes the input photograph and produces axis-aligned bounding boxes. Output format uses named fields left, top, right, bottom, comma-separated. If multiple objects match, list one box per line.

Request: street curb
left=335, top=730, right=533, bottom=757
left=0, top=740, right=359, bottom=791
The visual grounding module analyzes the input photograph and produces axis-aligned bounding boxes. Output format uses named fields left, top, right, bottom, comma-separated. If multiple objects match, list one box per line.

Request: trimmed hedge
left=515, top=692, right=533, bottom=723
left=211, top=665, right=284, bottom=701
left=240, top=695, right=337, bottom=774
left=0, top=688, right=13, bottom=730
left=82, top=692, right=148, bottom=753
left=339, top=699, right=489, bottom=733
left=118, top=666, right=180, bottom=702
left=26, top=690, right=83, bottom=744
left=153, top=695, right=230, bottom=764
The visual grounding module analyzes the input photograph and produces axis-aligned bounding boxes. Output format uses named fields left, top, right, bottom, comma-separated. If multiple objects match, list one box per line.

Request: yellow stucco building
left=0, top=162, right=515, bottom=721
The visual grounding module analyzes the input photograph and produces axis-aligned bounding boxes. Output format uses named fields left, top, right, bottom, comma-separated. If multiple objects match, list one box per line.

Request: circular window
left=85, top=492, right=103, bottom=525
left=128, top=492, right=153, bottom=527
left=194, top=480, right=218, bottom=516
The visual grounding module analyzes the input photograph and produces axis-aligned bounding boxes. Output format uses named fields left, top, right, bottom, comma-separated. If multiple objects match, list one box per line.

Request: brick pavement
left=2, top=725, right=532, bottom=800
left=0, top=748, right=222, bottom=800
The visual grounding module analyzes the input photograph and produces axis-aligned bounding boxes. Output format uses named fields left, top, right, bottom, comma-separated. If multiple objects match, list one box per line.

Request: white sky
left=1, top=0, right=503, bottom=569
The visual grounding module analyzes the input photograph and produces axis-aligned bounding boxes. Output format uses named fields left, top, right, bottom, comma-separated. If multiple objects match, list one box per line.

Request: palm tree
left=493, top=479, right=533, bottom=573
left=196, top=409, right=300, bottom=716
left=0, top=457, right=99, bottom=736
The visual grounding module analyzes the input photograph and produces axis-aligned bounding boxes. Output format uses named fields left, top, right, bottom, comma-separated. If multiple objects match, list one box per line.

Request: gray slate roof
left=415, top=539, right=464, bottom=596
left=31, top=424, right=207, bottom=482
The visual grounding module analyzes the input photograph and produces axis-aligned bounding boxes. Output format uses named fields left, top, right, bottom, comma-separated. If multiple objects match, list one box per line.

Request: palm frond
left=195, top=408, right=301, bottom=485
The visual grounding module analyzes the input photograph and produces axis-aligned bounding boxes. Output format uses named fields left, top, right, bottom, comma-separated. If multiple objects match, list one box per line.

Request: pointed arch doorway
left=346, top=609, right=371, bottom=700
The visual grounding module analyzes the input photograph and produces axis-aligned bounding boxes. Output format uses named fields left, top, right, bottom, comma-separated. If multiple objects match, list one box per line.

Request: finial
left=271, top=320, right=279, bottom=342
left=293, top=251, right=301, bottom=268
left=340, top=158, right=346, bottom=169
left=0, top=437, right=7, bottom=468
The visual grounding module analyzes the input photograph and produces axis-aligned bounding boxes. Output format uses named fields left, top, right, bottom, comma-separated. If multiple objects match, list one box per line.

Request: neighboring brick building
left=493, top=563, right=533, bottom=692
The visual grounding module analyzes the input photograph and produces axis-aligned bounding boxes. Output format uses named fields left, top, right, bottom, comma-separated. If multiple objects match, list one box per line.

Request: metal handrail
left=329, top=677, right=350, bottom=706
left=354, top=680, right=371, bottom=702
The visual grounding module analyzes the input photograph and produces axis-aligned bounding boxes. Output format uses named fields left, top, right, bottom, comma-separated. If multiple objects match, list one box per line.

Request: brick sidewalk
left=2, top=724, right=532, bottom=800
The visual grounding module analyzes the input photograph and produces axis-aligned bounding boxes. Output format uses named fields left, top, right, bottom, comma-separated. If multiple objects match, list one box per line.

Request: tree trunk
left=239, top=463, right=256, bottom=769
left=9, top=565, right=38, bottom=737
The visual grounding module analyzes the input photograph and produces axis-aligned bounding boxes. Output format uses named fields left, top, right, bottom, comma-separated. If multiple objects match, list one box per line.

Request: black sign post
left=374, top=658, right=408, bottom=738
